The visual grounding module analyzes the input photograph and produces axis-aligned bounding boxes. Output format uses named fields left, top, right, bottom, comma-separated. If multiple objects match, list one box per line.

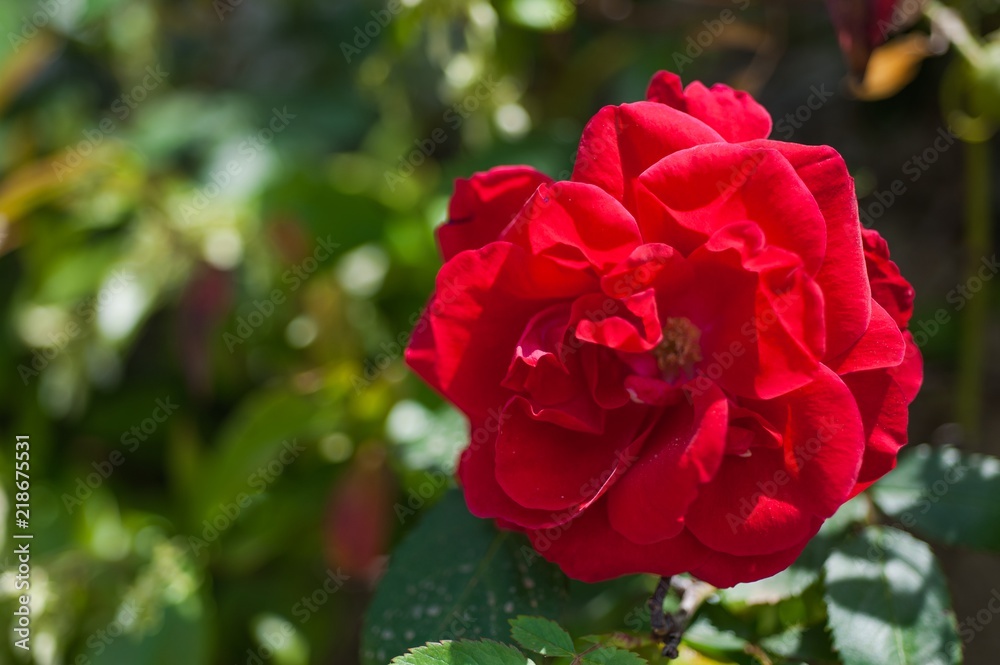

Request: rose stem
left=956, top=137, right=992, bottom=446
left=925, top=1, right=994, bottom=446
left=648, top=576, right=716, bottom=660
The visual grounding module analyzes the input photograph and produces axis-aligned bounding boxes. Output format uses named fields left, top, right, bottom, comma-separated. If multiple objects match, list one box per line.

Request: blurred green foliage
left=0, top=0, right=997, bottom=663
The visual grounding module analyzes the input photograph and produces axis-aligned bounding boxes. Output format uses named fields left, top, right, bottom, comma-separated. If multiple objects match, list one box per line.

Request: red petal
left=667, top=225, right=825, bottom=400
left=572, top=289, right=662, bottom=354
left=437, top=166, right=552, bottom=261
left=458, top=414, right=572, bottom=529
left=862, top=228, right=915, bottom=328
left=502, top=304, right=605, bottom=433
left=646, top=71, right=773, bottom=143
left=406, top=243, right=588, bottom=421
left=745, top=141, right=871, bottom=360
left=843, top=332, right=922, bottom=488
left=685, top=368, right=864, bottom=555
left=494, top=400, right=651, bottom=513
left=606, top=383, right=728, bottom=543
left=689, top=532, right=820, bottom=588
left=527, top=502, right=706, bottom=582
left=825, top=300, right=905, bottom=375
left=636, top=144, right=827, bottom=274
left=572, top=102, right=724, bottom=213
left=500, top=181, right=643, bottom=274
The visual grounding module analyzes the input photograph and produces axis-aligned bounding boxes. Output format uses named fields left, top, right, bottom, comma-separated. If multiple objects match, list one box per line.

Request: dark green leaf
left=823, top=526, right=962, bottom=665
left=390, top=641, right=530, bottom=665
left=193, top=388, right=338, bottom=522
left=870, top=444, right=1000, bottom=551
left=580, top=646, right=648, bottom=665
left=361, top=491, right=568, bottom=665
left=508, top=616, right=574, bottom=657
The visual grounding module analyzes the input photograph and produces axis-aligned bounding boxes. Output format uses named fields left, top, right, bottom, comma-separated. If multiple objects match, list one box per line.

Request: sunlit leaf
left=509, top=616, right=574, bottom=657
left=390, top=641, right=531, bottom=665
left=823, top=526, right=961, bottom=665
left=870, top=444, right=1000, bottom=551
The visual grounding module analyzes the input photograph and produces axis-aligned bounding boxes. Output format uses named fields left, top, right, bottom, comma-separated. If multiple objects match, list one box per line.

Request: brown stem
left=648, top=577, right=716, bottom=660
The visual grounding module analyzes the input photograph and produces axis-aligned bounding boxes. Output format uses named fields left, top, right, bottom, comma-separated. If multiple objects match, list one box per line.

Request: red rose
left=405, top=72, right=922, bottom=587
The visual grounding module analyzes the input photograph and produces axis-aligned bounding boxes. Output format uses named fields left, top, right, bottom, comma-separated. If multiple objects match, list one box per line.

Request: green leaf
left=390, top=640, right=531, bottom=665
left=719, top=554, right=820, bottom=607
left=193, top=388, right=338, bottom=522
left=681, top=615, right=749, bottom=657
left=759, top=625, right=838, bottom=663
left=361, top=491, right=568, bottom=665
left=823, top=526, right=962, bottom=665
left=580, top=646, right=648, bottom=665
left=509, top=616, right=574, bottom=657
left=870, top=444, right=1000, bottom=551
left=721, top=495, right=870, bottom=606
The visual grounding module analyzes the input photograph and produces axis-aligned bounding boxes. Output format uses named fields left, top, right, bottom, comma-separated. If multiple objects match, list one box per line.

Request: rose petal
left=528, top=503, right=705, bottom=582
left=862, top=228, right=915, bottom=328
left=744, top=141, right=872, bottom=359
left=495, top=400, right=651, bottom=512
left=500, top=181, right=643, bottom=274
left=843, top=332, right=922, bottom=490
left=684, top=368, right=863, bottom=555
left=689, top=531, right=820, bottom=588
left=406, top=242, right=589, bottom=420
left=606, top=383, right=728, bottom=543
left=825, top=299, right=905, bottom=375
left=458, top=413, right=574, bottom=530
left=438, top=166, right=552, bottom=261
left=572, top=102, right=724, bottom=213
left=636, top=144, right=827, bottom=274
left=646, top=71, right=773, bottom=143
left=572, top=289, right=662, bottom=354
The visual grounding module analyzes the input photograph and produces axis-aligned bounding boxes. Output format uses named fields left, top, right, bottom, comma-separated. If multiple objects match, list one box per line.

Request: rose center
left=653, top=317, right=702, bottom=381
